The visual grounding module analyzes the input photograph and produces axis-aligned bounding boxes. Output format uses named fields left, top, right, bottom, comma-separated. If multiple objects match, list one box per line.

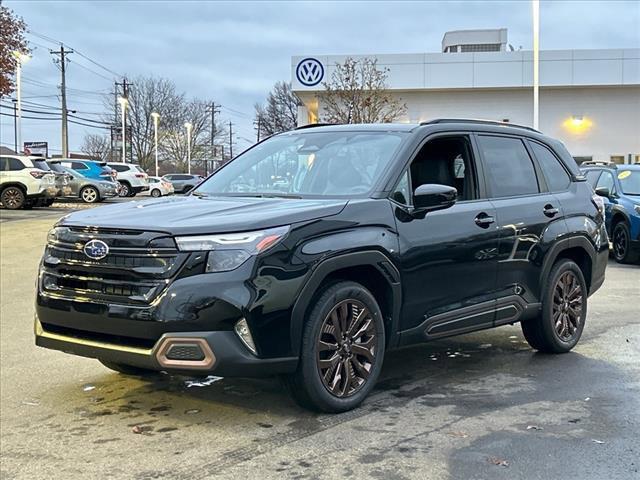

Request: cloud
left=3, top=0, right=639, bottom=154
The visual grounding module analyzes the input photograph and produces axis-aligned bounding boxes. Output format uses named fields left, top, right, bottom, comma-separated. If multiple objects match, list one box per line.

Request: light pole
left=532, top=0, right=540, bottom=130
left=13, top=51, right=30, bottom=153
left=184, top=122, right=192, bottom=174
left=118, top=96, right=128, bottom=163
left=151, top=112, right=160, bottom=176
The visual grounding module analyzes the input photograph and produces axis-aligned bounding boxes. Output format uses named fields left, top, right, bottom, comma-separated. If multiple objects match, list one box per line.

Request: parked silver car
left=53, top=164, right=119, bottom=203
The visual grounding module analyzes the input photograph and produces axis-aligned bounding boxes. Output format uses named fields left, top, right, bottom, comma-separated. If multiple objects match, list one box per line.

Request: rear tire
left=1, top=186, right=26, bottom=209
left=284, top=281, right=385, bottom=413
left=521, top=259, right=587, bottom=353
left=99, top=360, right=157, bottom=377
left=612, top=221, right=639, bottom=264
left=151, top=188, right=162, bottom=198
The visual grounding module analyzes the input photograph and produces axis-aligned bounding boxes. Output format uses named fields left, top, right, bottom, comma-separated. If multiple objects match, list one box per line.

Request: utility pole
left=254, top=116, right=262, bottom=143
left=115, top=78, right=133, bottom=162
left=51, top=45, right=73, bottom=158
left=228, top=121, right=233, bottom=159
left=206, top=102, right=220, bottom=174
left=12, top=100, right=17, bottom=152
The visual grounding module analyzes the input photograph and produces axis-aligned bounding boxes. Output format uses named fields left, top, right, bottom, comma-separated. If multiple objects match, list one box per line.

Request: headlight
left=175, top=226, right=289, bottom=272
left=635, top=205, right=640, bottom=215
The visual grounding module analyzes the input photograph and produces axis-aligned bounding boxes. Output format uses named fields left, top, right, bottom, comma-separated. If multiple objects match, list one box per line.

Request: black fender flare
left=539, top=235, right=597, bottom=290
left=289, top=250, right=402, bottom=356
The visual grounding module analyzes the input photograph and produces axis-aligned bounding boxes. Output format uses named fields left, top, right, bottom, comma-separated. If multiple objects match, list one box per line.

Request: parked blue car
left=58, top=159, right=116, bottom=182
left=581, top=162, right=640, bottom=264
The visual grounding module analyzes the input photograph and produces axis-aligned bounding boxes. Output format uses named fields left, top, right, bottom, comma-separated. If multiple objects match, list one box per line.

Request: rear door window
left=0, top=157, right=8, bottom=171
left=477, top=135, right=539, bottom=198
left=9, top=158, right=25, bottom=171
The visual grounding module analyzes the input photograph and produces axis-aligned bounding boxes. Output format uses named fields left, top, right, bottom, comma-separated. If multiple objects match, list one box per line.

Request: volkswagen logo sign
left=296, top=58, right=324, bottom=87
left=83, top=239, right=109, bottom=260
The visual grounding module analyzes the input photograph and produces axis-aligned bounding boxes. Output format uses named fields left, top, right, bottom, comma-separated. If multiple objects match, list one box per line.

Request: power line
left=68, top=59, right=114, bottom=81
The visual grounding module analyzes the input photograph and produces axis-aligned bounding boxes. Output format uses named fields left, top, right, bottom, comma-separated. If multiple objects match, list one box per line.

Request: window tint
left=0, top=157, right=8, bottom=171
left=584, top=170, right=601, bottom=187
left=409, top=135, right=477, bottom=201
left=72, top=162, right=88, bottom=170
left=596, top=171, right=615, bottom=193
left=110, top=164, right=129, bottom=172
left=530, top=142, right=570, bottom=192
left=391, top=170, right=410, bottom=205
left=9, top=158, right=25, bottom=171
left=478, top=135, right=539, bottom=198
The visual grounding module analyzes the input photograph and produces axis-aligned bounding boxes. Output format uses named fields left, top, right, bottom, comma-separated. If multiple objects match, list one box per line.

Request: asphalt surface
left=1, top=207, right=639, bottom=480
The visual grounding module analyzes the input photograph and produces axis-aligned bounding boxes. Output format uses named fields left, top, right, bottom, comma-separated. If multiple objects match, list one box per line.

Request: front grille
left=41, top=227, right=185, bottom=306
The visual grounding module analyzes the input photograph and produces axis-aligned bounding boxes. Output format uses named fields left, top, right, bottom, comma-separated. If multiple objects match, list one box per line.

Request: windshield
left=194, top=131, right=406, bottom=197
left=618, top=170, right=640, bottom=195
left=48, top=163, right=66, bottom=173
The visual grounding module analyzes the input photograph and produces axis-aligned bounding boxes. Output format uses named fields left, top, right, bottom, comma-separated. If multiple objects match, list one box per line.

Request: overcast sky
left=2, top=0, right=639, bottom=157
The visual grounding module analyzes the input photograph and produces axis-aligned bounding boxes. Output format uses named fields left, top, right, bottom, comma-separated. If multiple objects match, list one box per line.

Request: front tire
left=1, top=186, right=26, bottom=209
left=118, top=182, right=130, bottom=197
left=284, top=281, right=385, bottom=413
left=80, top=186, right=100, bottom=203
left=99, top=360, right=157, bottom=377
left=521, top=259, right=587, bottom=353
left=612, top=221, right=639, bottom=264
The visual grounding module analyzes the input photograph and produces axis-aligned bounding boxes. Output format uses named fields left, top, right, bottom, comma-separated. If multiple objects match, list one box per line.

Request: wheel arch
left=290, top=251, right=402, bottom=356
left=0, top=182, right=27, bottom=194
left=540, top=237, right=596, bottom=295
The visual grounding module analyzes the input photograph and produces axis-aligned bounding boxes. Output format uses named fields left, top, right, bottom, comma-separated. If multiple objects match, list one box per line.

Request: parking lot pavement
left=1, top=215, right=638, bottom=480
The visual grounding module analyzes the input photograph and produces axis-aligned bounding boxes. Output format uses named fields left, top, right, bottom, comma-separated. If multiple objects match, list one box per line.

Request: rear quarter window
left=529, top=141, right=571, bottom=192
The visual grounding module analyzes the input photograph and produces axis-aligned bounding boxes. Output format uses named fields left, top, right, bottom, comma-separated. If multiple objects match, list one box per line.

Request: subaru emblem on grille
left=83, top=239, right=109, bottom=260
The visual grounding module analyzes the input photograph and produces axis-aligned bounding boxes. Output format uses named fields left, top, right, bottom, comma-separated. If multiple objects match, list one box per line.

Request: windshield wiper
left=229, top=193, right=302, bottom=199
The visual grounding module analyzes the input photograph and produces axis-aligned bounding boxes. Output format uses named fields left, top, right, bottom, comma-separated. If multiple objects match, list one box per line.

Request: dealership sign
left=296, top=58, right=324, bottom=87
left=23, top=141, right=48, bottom=157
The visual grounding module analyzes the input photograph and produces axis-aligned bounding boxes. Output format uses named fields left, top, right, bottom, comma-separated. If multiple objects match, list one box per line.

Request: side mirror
left=594, top=186, right=611, bottom=198
left=413, top=184, right=457, bottom=213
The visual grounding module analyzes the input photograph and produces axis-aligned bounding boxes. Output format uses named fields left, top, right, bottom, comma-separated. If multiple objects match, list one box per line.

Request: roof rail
left=294, top=123, right=339, bottom=130
left=580, top=161, right=617, bottom=167
left=420, top=118, right=541, bottom=133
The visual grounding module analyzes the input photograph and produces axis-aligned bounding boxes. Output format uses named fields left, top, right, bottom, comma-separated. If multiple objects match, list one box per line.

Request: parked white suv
left=107, top=162, right=150, bottom=197
left=0, top=155, right=57, bottom=209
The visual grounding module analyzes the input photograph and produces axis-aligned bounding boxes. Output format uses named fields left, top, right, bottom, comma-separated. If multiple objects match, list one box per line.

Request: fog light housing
left=234, top=318, right=257, bottom=355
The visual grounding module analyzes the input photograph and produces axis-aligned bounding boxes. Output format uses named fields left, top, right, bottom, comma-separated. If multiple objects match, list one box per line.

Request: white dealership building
left=292, top=29, right=640, bottom=164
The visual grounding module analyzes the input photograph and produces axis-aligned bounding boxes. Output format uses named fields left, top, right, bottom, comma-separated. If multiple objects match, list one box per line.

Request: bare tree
left=80, top=133, right=110, bottom=161
left=254, top=81, right=299, bottom=138
left=0, top=6, right=30, bottom=97
left=319, top=57, right=406, bottom=124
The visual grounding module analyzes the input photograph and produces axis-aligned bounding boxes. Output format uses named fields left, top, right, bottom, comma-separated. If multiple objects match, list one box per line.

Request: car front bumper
left=34, top=316, right=297, bottom=377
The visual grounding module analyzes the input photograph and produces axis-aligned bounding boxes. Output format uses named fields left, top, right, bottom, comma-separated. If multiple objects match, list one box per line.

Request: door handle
left=474, top=213, right=495, bottom=228
left=544, top=205, right=559, bottom=217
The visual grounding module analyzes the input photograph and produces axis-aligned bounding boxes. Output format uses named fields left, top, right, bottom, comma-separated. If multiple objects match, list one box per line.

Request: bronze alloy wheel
left=316, top=299, right=377, bottom=398
left=553, top=271, right=583, bottom=342
left=1, top=187, right=25, bottom=209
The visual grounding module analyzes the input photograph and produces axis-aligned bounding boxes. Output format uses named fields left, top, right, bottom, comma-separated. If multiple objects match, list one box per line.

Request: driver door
left=393, top=134, right=500, bottom=339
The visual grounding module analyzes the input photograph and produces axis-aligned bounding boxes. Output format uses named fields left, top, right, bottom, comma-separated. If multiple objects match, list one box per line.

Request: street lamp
left=118, top=96, right=128, bottom=163
left=151, top=112, right=160, bottom=176
left=184, top=122, right=193, bottom=174
left=13, top=51, right=31, bottom=153
left=532, top=0, right=540, bottom=130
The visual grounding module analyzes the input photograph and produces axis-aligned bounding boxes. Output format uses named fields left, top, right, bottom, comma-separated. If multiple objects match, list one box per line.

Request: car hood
left=59, top=195, right=348, bottom=235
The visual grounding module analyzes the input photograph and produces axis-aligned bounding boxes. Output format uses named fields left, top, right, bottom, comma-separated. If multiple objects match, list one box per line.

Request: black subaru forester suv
left=36, top=119, right=608, bottom=412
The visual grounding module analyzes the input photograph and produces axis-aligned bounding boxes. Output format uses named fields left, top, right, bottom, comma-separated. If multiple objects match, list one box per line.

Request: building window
left=460, top=44, right=501, bottom=53
left=610, top=155, right=625, bottom=165
left=633, top=154, right=640, bottom=165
